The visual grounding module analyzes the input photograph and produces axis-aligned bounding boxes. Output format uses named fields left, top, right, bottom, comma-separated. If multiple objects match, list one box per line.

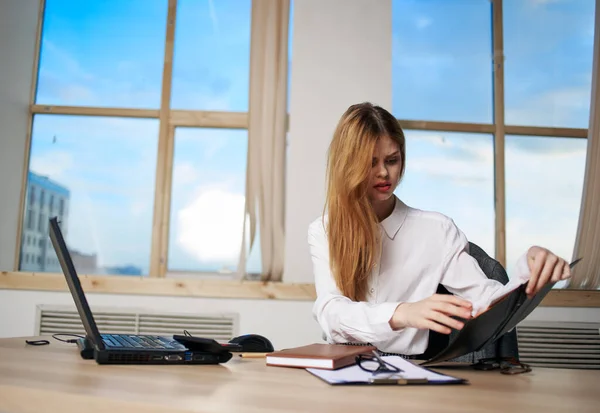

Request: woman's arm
left=309, top=221, right=402, bottom=344
left=439, top=217, right=570, bottom=314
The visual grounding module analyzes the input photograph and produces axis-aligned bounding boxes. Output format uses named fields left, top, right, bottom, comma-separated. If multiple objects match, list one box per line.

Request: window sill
left=1, top=272, right=599, bottom=307
left=0, top=271, right=316, bottom=301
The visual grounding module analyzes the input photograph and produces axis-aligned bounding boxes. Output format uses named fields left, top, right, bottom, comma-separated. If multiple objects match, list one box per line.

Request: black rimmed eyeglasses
left=355, top=350, right=402, bottom=375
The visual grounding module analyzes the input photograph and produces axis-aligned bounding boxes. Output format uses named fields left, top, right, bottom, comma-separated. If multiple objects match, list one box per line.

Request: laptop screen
left=48, top=217, right=105, bottom=350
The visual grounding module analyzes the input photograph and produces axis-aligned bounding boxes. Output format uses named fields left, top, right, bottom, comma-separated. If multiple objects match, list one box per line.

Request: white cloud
left=169, top=82, right=234, bottom=111
left=42, top=39, right=95, bottom=81
left=415, top=17, right=432, bottom=30
left=57, top=84, right=95, bottom=102
left=208, top=0, right=220, bottom=34
left=173, top=162, right=200, bottom=188
left=406, top=132, right=493, bottom=187
left=176, top=188, right=245, bottom=264
left=506, top=86, right=591, bottom=127
left=129, top=200, right=147, bottom=217
left=38, top=41, right=161, bottom=108
left=415, top=132, right=490, bottom=159
left=528, top=0, right=565, bottom=6
left=393, top=51, right=453, bottom=85
left=174, top=128, right=232, bottom=160
left=409, top=156, right=491, bottom=187
left=29, top=150, right=74, bottom=180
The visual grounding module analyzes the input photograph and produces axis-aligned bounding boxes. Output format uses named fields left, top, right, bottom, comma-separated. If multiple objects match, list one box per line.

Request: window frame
left=3, top=0, right=598, bottom=307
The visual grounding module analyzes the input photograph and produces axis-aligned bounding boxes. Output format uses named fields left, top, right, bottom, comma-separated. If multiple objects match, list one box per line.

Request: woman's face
left=368, top=135, right=402, bottom=204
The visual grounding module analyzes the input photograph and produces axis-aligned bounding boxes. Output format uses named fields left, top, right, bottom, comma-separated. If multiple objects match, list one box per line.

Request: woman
left=308, top=102, right=571, bottom=357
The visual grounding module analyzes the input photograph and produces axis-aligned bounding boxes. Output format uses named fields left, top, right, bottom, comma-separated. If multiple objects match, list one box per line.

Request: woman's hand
left=526, top=246, right=571, bottom=297
left=389, top=294, right=473, bottom=335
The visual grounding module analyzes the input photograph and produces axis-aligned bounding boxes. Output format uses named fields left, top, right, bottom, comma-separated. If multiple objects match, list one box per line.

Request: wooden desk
left=1, top=336, right=598, bottom=413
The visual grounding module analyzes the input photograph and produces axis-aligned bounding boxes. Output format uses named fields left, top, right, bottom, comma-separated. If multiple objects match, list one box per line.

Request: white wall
left=0, top=0, right=598, bottom=346
left=284, top=0, right=393, bottom=283
left=0, top=0, right=36, bottom=268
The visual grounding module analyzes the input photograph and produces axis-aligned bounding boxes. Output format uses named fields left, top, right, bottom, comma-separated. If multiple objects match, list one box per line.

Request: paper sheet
left=306, top=356, right=462, bottom=384
left=470, top=253, right=531, bottom=316
left=470, top=277, right=525, bottom=316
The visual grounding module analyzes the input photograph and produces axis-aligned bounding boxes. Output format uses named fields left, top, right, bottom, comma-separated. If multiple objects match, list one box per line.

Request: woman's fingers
left=422, top=319, right=452, bottom=335
left=550, top=258, right=566, bottom=283
left=561, top=262, right=572, bottom=280
left=428, top=310, right=465, bottom=331
left=526, top=247, right=574, bottom=295
left=432, top=301, right=472, bottom=320
left=402, top=295, right=475, bottom=333
left=526, top=249, right=547, bottom=295
left=432, top=294, right=473, bottom=310
left=533, top=254, right=558, bottom=295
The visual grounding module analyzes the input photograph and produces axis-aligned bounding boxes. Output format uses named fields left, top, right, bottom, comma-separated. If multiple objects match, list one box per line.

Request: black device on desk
left=48, top=216, right=233, bottom=365
left=172, top=335, right=243, bottom=353
left=229, top=334, right=275, bottom=352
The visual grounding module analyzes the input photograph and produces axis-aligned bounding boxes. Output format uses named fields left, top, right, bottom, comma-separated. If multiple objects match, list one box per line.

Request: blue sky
left=27, top=0, right=595, bottom=280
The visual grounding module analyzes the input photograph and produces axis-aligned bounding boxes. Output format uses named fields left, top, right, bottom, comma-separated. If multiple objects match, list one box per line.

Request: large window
left=393, top=0, right=595, bottom=283
left=18, top=0, right=257, bottom=278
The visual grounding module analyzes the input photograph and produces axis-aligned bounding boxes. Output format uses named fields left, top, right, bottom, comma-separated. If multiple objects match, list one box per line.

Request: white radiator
left=35, top=304, right=239, bottom=341
left=516, top=321, right=600, bottom=369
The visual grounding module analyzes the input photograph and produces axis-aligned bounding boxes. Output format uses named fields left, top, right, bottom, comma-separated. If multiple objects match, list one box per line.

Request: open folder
left=307, top=356, right=466, bottom=385
left=421, top=258, right=583, bottom=366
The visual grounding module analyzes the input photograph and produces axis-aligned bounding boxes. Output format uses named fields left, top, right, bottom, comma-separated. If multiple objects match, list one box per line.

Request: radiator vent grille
left=516, top=321, right=600, bottom=369
left=35, top=305, right=238, bottom=341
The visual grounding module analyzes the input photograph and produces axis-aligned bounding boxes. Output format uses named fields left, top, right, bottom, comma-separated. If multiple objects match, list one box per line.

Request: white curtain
left=237, top=0, right=289, bottom=281
left=570, top=0, right=600, bottom=289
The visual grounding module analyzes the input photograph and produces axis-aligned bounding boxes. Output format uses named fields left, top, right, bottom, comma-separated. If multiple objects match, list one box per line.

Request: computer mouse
left=228, top=334, right=275, bottom=352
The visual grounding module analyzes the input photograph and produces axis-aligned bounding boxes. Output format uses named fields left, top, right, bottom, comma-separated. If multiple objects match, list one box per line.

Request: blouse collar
left=380, top=196, right=409, bottom=240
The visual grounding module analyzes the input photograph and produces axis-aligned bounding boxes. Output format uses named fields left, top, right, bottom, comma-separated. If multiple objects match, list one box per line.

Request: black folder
left=421, top=258, right=582, bottom=366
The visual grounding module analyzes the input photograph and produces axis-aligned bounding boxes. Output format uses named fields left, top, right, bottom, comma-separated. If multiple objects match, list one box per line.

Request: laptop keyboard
left=101, top=334, right=181, bottom=350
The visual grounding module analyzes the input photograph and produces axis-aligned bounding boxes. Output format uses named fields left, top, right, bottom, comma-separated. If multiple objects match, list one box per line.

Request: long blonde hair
left=325, top=102, right=406, bottom=301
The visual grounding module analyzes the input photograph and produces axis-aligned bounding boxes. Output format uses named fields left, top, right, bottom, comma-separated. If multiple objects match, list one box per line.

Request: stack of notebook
left=265, top=343, right=375, bottom=370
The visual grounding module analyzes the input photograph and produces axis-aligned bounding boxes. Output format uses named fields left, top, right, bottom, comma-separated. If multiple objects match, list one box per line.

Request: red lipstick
left=374, top=182, right=392, bottom=193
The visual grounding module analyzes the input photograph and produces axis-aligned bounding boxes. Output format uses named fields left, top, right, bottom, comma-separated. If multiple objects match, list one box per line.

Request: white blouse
left=308, top=196, right=531, bottom=355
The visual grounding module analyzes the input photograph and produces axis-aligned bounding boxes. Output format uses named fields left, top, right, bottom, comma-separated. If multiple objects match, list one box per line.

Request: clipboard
left=306, top=356, right=467, bottom=386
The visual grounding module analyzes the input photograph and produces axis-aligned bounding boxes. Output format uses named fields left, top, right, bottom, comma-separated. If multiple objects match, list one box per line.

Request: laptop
left=48, top=216, right=233, bottom=365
